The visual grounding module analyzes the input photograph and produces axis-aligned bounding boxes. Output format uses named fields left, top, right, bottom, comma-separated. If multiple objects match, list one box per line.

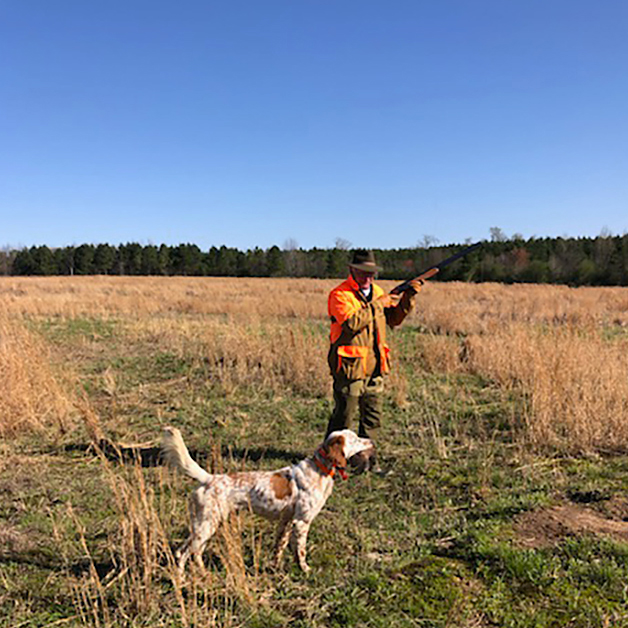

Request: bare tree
left=0, top=246, right=15, bottom=275
left=490, top=227, right=507, bottom=242
left=418, top=235, right=439, bottom=249
left=334, top=237, right=352, bottom=250
left=283, top=238, right=303, bottom=277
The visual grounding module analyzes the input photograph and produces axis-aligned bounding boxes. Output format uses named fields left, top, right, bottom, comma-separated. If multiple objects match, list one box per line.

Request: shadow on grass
left=0, top=549, right=113, bottom=580
left=64, top=440, right=304, bottom=468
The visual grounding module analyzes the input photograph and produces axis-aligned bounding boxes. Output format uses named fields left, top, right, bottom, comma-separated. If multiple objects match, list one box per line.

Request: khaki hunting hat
left=349, top=249, right=382, bottom=273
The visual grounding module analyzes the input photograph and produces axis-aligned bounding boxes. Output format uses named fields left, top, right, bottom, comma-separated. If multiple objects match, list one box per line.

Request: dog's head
left=322, top=430, right=374, bottom=470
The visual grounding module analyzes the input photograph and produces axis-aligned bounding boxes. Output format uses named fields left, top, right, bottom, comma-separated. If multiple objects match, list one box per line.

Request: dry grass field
left=3, top=276, right=628, bottom=627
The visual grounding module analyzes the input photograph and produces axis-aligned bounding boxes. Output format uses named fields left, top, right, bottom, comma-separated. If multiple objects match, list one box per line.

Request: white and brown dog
left=162, top=427, right=373, bottom=572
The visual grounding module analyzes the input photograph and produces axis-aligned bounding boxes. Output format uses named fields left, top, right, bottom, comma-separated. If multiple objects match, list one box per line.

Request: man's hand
left=378, top=293, right=402, bottom=308
left=405, top=267, right=439, bottom=294
left=406, top=279, right=424, bottom=295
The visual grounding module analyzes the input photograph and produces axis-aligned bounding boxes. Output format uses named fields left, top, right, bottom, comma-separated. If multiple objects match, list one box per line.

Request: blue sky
left=1, top=1, right=627, bottom=251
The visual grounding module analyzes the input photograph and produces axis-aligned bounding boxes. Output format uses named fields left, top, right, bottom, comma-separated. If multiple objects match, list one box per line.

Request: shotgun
left=390, top=241, right=482, bottom=294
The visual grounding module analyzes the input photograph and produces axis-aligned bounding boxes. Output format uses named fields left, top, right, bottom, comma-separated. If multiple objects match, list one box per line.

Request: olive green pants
left=326, top=375, right=384, bottom=438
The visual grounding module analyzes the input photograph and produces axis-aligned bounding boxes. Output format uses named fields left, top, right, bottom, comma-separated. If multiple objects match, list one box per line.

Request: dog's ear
left=325, top=435, right=347, bottom=468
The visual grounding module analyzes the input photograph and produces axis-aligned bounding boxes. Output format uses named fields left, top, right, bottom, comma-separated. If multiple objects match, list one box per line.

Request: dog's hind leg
left=191, top=519, right=216, bottom=570
left=178, top=489, right=224, bottom=573
left=178, top=515, right=222, bottom=572
left=176, top=536, right=193, bottom=573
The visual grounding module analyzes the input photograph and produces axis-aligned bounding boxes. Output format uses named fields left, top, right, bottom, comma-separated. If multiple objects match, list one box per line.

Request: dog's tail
left=161, top=426, right=212, bottom=484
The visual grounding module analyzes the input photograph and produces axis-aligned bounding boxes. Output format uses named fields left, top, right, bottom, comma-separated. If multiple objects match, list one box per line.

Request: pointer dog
left=162, top=427, right=373, bottom=572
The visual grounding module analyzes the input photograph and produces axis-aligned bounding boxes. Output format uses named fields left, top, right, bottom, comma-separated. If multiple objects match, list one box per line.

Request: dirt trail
left=514, top=501, right=628, bottom=548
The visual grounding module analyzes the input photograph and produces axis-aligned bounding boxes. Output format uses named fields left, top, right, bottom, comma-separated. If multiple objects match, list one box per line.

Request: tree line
left=2, top=233, right=628, bottom=286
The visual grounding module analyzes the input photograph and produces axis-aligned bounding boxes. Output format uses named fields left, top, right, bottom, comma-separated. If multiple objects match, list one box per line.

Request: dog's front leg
left=291, top=519, right=312, bottom=573
left=272, top=515, right=293, bottom=569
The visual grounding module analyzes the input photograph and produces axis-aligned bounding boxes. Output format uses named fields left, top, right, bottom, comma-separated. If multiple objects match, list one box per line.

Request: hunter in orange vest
left=326, top=249, right=422, bottom=460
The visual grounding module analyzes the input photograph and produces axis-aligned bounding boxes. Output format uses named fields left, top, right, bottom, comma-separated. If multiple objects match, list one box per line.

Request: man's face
left=351, top=268, right=375, bottom=291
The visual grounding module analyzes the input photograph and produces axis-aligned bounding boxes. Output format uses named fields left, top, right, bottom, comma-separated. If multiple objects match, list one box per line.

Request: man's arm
left=384, top=280, right=422, bottom=328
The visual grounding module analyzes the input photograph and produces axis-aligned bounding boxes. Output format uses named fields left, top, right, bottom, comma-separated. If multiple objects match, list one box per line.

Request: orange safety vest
left=327, top=275, right=391, bottom=379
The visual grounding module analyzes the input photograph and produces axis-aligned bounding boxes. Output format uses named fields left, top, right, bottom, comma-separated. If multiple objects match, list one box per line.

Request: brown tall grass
left=128, top=316, right=330, bottom=398
left=0, top=307, right=76, bottom=436
left=461, top=325, right=628, bottom=452
left=3, top=276, right=628, bottom=325
left=412, top=281, right=628, bottom=334
left=3, top=276, right=628, bottom=452
left=0, top=276, right=331, bottom=320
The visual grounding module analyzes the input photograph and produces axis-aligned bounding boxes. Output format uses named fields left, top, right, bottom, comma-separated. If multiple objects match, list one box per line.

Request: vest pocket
left=336, top=346, right=369, bottom=380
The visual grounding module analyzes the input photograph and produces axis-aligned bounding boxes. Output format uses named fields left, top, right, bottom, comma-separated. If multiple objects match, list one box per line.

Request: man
left=326, top=249, right=422, bottom=468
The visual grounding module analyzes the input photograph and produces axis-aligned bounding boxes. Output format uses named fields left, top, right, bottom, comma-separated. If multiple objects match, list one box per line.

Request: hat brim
left=349, top=262, right=382, bottom=273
